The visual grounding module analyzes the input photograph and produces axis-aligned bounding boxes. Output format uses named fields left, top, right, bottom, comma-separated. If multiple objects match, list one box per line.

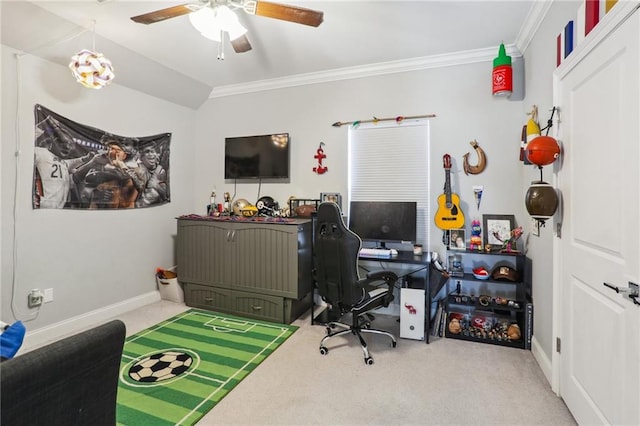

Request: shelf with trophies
left=438, top=227, right=533, bottom=350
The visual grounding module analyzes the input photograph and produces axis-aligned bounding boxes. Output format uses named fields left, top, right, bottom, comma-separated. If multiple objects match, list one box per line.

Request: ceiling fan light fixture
left=217, top=5, right=247, bottom=40
left=189, top=5, right=246, bottom=42
left=189, top=7, right=219, bottom=40
left=226, top=21, right=248, bottom=41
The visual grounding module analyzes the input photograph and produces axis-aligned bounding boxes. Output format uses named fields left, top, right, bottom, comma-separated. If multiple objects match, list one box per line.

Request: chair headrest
left=317, top=201, right=342, bottom=222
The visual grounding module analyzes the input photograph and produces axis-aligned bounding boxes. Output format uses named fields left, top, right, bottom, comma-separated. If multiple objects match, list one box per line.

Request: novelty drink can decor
left=492, top=43, right=512, bottom=97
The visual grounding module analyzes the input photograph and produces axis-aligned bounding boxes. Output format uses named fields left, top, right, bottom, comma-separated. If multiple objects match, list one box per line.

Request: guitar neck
left=444, top=169, right=452, bottom=207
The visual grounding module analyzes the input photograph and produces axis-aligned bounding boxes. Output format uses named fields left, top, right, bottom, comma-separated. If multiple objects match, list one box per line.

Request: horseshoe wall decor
left=462, top=140, right=487, bottom=175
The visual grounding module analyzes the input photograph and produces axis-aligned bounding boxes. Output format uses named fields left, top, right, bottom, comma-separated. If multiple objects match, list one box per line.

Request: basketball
left=525, top=135, right=560, bottom=166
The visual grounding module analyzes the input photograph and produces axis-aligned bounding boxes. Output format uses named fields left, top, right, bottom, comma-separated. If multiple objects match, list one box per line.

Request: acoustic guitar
left=434, top=153, right=465, bottom=230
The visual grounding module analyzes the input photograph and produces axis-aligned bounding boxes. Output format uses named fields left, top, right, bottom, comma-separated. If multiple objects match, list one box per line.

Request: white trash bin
left=157, top=268, right=184, bottom=303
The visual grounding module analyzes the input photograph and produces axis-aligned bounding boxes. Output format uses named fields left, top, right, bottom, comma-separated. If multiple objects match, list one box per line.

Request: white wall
left=1, top=47, right=196, bottom=343
left=195, top=61, right=526, bottom=253
left=521, top=0, right=581, bottom=369
left=193, top=60, right=530, bottom=330
left=2, top=11, right=568, bottom=367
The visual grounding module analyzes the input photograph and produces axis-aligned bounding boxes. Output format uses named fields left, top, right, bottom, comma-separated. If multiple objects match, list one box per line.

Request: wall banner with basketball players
left=33, top=104, right=171, bottom=210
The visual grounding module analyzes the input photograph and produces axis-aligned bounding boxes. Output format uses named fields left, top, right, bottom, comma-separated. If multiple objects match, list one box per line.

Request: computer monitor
left=348, top=201, right=417, bottom=248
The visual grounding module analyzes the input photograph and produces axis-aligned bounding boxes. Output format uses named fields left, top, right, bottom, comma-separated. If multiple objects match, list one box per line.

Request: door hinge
left=556, top=222, right=562, bottom=238
left=556, top=337, right=561, bottom=353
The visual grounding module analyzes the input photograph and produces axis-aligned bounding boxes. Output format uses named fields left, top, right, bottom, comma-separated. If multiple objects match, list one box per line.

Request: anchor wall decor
left=313, top=142, right=327, bottom=174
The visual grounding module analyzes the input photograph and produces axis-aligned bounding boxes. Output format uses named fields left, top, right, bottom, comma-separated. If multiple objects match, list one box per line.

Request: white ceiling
left=1, top=1, right=538, bottom=108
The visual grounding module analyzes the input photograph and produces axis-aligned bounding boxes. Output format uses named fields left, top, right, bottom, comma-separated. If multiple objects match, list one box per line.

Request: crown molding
left=208, top=2, right=550, bottom=99
left=208, top=44, right=523, bottom=99
left=515, top=0, right=554, bottom=54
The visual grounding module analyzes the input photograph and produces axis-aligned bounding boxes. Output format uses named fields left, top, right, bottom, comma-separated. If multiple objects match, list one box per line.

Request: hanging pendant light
left=68, top=21, right=115, bottom=89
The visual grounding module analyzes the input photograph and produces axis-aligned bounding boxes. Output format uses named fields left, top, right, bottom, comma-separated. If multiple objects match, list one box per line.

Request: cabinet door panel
left=232, top=224, right=299, bottom=297
left=178, top=221, right=233, bottom=287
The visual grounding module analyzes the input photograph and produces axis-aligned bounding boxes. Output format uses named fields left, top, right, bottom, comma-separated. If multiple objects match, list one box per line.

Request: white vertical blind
left=348, top=120, right=430, bottom=246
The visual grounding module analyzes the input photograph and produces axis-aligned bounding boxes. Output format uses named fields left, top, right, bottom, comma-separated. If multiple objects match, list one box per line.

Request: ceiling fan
left=130, top=0, right=324, bottom=56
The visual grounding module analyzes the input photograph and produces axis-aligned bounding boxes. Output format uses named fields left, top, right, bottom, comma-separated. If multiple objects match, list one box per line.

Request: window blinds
left=348, top=120, right=431, bottom=246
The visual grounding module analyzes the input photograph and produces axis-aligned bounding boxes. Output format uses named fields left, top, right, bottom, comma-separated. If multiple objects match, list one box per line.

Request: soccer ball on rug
left=128, top=350, right=193, bottom=382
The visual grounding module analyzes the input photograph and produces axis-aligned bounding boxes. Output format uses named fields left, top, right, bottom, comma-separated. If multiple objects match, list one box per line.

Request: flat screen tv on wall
left=224, top=133, right=290, bottom=180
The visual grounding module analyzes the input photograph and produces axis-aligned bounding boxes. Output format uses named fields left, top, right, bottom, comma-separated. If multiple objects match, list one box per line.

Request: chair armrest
left=358, top=270, right=398, bottom=306
left=365, top=270, right=398, bottom=284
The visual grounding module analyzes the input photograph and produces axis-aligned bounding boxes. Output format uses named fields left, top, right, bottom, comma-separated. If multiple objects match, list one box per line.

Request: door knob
left=603, top=281, right=640, bottom=306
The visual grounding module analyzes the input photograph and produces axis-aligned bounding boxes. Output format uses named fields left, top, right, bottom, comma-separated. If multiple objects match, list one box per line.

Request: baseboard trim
left=531, top=335, right=554, bottom=392
left=22, top=291, right=161, bottom=352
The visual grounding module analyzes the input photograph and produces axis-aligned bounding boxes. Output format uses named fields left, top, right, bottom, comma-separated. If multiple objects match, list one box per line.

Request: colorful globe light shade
left=525, top=181, right=559, bottom=221
left=68, top=49, right=115, bottom=89
left=525, top=135, right=560, bottom=166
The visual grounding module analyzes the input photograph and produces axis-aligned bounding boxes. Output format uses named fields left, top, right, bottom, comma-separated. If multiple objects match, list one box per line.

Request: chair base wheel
left=364, top=357, right=374, bottom=365
left=392, top=341, right=397, bottom=348
left=319, top=346, right=329, bottom=355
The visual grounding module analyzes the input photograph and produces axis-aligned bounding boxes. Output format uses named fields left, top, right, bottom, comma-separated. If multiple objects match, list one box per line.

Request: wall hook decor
left=462, top=140, right=487, bottom=175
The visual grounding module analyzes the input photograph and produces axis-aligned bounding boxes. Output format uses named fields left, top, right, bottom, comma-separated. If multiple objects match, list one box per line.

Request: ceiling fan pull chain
left=217, top=30, right=225, bottom=60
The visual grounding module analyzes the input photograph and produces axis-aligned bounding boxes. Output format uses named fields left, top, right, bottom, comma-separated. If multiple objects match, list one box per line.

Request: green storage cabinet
left=177, top=218, right=313, bottom=323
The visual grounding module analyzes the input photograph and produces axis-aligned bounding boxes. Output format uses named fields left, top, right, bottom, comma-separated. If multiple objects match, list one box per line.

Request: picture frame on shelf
left=449, top=229, right=466, bottom=250
left=483, top=214, right=516, bottom=249
left=320, top=192, right=342, bottom=209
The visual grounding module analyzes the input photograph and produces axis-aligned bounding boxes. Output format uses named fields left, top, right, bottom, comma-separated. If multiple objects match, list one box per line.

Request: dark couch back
left=1, top=319, right=126, bottom=426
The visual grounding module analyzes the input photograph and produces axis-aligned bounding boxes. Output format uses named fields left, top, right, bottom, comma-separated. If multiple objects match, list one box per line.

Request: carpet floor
left=113, top=301, right=577, bottom=425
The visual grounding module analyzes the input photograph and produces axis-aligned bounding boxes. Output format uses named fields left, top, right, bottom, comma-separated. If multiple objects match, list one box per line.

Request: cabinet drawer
left=184, top=283, right=286, bottom=323
left=231, top=290, right=285, bottom=323
left=183, top=283, right=232, bottom=310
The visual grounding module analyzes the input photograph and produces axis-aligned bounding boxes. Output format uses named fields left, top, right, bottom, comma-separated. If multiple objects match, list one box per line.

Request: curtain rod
left=331, top=114, right=436, bottom=128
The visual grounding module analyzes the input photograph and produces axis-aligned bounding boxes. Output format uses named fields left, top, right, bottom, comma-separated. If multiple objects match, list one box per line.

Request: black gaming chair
left=314, top=202, right=398, bottom=365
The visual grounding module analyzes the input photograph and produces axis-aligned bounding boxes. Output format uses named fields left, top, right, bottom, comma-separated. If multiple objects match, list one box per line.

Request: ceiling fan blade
left=252, top=1, right=324, bottom=27
left=130, top=3, right=199, bottom=25
left=231, top=35, right=253, bottom=53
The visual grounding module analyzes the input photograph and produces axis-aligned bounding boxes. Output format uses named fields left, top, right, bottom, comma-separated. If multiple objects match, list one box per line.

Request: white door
left=556, top=7, right=640, bottom=425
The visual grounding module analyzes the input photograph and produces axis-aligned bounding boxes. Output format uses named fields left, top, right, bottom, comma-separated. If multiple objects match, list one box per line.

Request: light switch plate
left=530, top=218, right=540, bottom=237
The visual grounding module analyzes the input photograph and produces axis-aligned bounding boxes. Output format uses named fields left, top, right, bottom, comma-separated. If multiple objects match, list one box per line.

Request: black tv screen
left=348, top=201, right=417, bottom=245
left=224, top=133, right=290, bottom=179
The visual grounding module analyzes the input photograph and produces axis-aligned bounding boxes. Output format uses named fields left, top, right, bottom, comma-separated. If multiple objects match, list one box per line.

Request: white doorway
left=554, top=4, right=640, bottom=425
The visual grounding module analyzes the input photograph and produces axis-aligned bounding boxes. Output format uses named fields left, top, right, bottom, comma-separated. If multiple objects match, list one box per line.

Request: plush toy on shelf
left=470, top=219, right=482, bottom=250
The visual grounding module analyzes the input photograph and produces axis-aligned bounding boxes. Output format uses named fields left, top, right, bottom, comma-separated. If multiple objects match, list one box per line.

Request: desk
left=313, top=251, right=446, bottom=343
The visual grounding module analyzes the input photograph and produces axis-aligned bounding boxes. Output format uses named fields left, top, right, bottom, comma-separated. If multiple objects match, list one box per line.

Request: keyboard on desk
left=359, top=248, right=393, bottom=258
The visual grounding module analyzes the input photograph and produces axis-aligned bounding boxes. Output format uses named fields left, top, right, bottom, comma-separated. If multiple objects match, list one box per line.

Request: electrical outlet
left=28, top=289, right=44, bottom=308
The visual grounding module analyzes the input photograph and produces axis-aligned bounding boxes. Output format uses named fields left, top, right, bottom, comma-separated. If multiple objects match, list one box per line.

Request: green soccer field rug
left=116, top=309, right=298, bottom=425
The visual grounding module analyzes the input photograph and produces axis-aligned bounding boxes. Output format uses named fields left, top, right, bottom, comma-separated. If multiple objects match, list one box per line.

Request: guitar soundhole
left=450, top=205, right=458, bottom=215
